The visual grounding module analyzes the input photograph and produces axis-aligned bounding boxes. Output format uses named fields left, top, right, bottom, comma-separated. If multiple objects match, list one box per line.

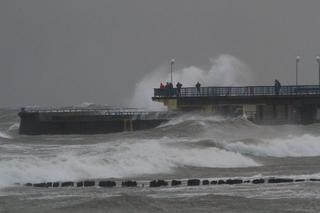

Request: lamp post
left=170, top=58, right=175, bottom=84
left=317, top=56, right=320, bottom=86
left=296, top=56, right=300, bottom=86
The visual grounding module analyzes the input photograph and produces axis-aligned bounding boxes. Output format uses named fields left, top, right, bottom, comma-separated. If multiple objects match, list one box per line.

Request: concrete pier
left=152, top=85, right=320, bottom=124
left=18, top=107, right=172, bottom=135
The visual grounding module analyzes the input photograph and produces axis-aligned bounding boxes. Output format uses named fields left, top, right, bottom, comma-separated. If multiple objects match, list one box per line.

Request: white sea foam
left=8, top=122, right=19, bottom=131
left=74, top=102, right=97, bottom=108
left=73, top=102, right=110, bottom=108
left=159, top=114, right=226, bottom=128
left=129, top=54, right=252, bottom=109
left=0, top=138, right=258, bottom=187
left=0, top=131, right=12, bottom=139
left=225, top=134, right=320, bottom=157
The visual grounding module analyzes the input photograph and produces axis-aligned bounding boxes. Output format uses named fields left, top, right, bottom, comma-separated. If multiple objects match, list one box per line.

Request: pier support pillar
left=257, top=105, right=263, bottom=122
left=163, top=99, right=177, bottom=110
left=284, top=105, right=289, bottom=120
left=123, top=119, right=133, bottom=131
left=273, top=105, right=277, bottom=120
left=300, top=105, right=316, bottom=124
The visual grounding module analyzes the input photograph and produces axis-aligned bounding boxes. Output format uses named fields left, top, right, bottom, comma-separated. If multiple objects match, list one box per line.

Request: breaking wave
left=8, top=122, right=19, bottom=131
left=0, top=138, right=258, bottom=187
left=225, top=134, right=320, bottom=157
left=157, top=114, right=320, bottom=158
left=0, top=131, right=12, bottom=139
left=158, top=114, right=226, bottom=128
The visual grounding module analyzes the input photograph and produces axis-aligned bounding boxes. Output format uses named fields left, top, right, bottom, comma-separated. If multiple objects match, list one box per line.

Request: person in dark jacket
left=176, top=82, right=182, bottom=96
left=165, top=82, right=170, bottom=97
left=169, top=82, right=174, bottom=96
left=274, top=79, right=281, bottom=95
left=196, top=82, right=201, bottom=95
left=159, top=82, right=165, bottom=96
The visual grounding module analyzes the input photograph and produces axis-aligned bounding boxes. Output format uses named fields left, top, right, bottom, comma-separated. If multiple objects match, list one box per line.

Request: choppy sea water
left=0, top=108, right=320, bottom=213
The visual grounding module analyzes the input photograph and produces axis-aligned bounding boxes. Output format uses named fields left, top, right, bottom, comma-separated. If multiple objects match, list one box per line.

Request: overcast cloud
left=1, top=0, right=320, bottom=107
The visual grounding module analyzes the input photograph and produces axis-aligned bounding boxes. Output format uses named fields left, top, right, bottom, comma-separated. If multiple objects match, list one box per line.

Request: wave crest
left=225, top=134, right=320, bottom=157
left=0, top=131, right=12, bottom=139
left=0, top=138, right=259, bottom=187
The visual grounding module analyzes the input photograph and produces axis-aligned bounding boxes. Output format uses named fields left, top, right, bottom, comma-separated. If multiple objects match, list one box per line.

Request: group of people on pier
left=159, top=82, right=174, bottom=97
left=159, top=81, right=202, bottom=97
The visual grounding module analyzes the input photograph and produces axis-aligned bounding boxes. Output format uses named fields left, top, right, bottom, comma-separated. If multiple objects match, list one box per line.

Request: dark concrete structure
left=187, top=179, right=201, bottom=186
left=153, top=85, right=320, bottom=124
left=99, top=181, right=116, bottom=187
left=149, top=180, right=169, bottom=187
left=121, top=180, right=137, bottom=187
left=18, top=107, right=172, bottom=135
left=171, top=180, right=182, bottom=186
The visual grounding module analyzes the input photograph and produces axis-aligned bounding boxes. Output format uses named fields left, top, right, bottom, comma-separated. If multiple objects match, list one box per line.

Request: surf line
left=21, top=176, right=320, bottom=188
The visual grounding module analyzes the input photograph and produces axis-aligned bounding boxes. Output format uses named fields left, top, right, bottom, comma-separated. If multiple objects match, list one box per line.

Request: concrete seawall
left=18, top=109, right=171, bottom=135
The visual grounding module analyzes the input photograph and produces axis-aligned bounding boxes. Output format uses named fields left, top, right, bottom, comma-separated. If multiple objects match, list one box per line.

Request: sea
left=0, top=108, right=320, bottom=213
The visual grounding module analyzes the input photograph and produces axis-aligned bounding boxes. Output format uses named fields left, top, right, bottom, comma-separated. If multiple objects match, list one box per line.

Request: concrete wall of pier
left=153, top=96, right=320, bottom=124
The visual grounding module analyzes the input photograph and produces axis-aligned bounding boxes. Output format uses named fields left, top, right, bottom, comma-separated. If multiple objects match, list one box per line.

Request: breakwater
left=23, top=176, right=320, bottom=188
left=18, top=107, right=173, bottom=135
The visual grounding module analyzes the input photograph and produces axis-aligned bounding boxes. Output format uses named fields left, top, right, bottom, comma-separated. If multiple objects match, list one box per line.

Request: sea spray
left=129, top=54, right=252, bottom=109
left=8, top=122, right=19, bottom=131
left=225, top=134, right=320, bottom=157
left=0, top=131, right=12, bottom=139
left=158, top=114, right=226, bottom=128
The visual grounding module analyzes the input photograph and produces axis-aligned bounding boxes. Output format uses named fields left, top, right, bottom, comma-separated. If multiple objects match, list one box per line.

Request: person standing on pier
left=274, top=79, right=281, bottom=95
left=169, top=82, right=174, bottom=96
left=165, top=82, right=170, bottom=97
left=196, top=81, right=201, bottom=95
left=176, top=82, right=182, bottom=96
left=160, top=83, right=165, bottom=96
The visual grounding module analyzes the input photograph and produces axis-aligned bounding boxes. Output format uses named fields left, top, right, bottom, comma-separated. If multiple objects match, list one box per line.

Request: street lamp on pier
left=316, top=56, right=320, bottom=86
left=170, top=58, right=175, bottom=84
left=296, top=56, right=300, bottom=86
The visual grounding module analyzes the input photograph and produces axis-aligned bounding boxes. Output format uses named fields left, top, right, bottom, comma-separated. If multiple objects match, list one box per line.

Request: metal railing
left=20, top=106, right=157, bottom=116
left=154, top=85, right=320, bottom=98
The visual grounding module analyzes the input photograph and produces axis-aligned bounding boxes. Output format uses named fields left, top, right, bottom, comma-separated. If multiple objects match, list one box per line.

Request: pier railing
left=154, top=85, right=320, bottom=98
left=20, top=106, right=161, bottom=116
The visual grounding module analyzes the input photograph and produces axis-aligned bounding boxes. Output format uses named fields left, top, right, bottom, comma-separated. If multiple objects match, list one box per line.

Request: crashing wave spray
left=0, top=131, right=12, bottom=139
left=225, top=134, right=320, bottom=157
left=129, top=54, right=252, bottom=109
left=0, top=138, right=259, bottom=187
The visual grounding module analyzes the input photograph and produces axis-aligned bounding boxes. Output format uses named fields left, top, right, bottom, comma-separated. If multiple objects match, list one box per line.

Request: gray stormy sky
left=2, top=0, right=320, bottom=107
